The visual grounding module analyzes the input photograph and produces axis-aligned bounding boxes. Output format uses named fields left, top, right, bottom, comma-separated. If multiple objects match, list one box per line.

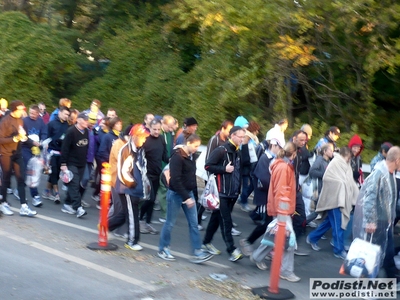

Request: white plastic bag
left=25, top=156, right=44, bottom=187
left=200, top=174, right=220, bottom=210
left=340, top=235, right=381, bottom=278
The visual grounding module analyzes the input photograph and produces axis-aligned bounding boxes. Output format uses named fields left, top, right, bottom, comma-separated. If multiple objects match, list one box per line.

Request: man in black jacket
left=42, top=106, right=70, bottom=203
left=202, top=126, right=250, bottom=262
left=60, top=112, right=89, bottom=218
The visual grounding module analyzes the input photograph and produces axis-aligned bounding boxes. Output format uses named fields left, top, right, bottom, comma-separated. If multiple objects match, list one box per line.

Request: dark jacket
left=60, top=125, right=89, bottom=167
left=309, top=155, right=330, bottom=193
left=143, top=134, right=168, bottom=178
left=205, top=141, right=250, bottom=198
left=252, top=149, right=275, bottom=206
left=47, top=116, right=69, bottom=152
left=348, top=134, right=364, bottom=185
left=169, top=146, right=197, bottom=201
left=97, top=130, right=119, bottom=163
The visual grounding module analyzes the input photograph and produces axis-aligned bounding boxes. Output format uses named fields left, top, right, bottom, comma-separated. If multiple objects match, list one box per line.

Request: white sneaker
left=76, top=207, right=87, bottom=218
left=159, top=218, right=166, bottom=223
left=91, top=195, right=100, bottom=202
left=13, top=189, right=20, bottom=200
left=20, top=204, right=37, bottom=217
left=201, top=215, right=207, bottom=220
left=231, top=228, right=241, bottom=236
left=61, top=204, right=76, bottom=214
left=7, top=188, right=13, bottom=194
left=81, top=200, right=91, bottom=208
left=32, top=196, right=42, bottom=207
left=0, top=202, right=14, bottom=215
left=198, top=225, right=204, bottom=231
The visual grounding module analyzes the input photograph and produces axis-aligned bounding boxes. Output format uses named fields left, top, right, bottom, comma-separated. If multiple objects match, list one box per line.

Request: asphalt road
left=1, top=175, right=399, bottom=300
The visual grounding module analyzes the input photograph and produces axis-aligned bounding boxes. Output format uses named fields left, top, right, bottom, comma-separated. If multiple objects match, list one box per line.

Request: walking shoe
left=202, top=243, right=221, bottom=255
left=125, top=242, right=143, bottom=251
left=239, top=239, right=253, bottom=256
left=294, top=246, right=310, bottom=256
left=140, top=220, right=150, bottom=234
left=198, top=225, right=204, bottom=231
left=145, top=223, right=159, bottom=235
left=91, top=195, right=100, bottom=202
left=280, top=273, right=301, bottom=282
left=201, top=215, right=207, bottom=220
left=330, top=240, right=335, bottom=247
left=158, top=247, right=176, bottom=261
left=13, top=189, right=20, bottom=200
left=333, top=251, right=347, bottom=260
left=232, top=222, right=238, bottom=227
left=321, top=235, right=327, bottom=240
left=42, top=191, right=55, bottom=201
left=231, top=228, right=241, bottom=236
left=81, top=200, right=91, bottom=208
left=7, top=188, right=13, bottom=194
left=76, top=207, right=87, bottom=218
left=0, top=202, right=14, bottom=215
left=229, top=248, right=243, bottom=262
left=20, top=204, right=37, bottom=217
left=159, top=218, right=166, bottom=223
left=306, top=235, right=321, bottom=251
left=113, top=232, right=128, bottom=239
left=32, top=196, right=42, bottom=207
left=54, top=193, right=60, bottom=204
left=240, top=204, right=252, bottom=212
left=61, top=204, right=76, bottom=214
left=153, top=201, right=161, bottom=211
left=307, top=221, right=317, bottom=228
left=190, top=250, right=213, bottom=264
left=250, top=254, right=268, bottom=270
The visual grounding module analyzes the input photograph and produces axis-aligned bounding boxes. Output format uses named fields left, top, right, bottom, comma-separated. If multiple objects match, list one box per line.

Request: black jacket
left=205, top=141, right=250, bottom=198
left=47, top=116, right=70, bottom=151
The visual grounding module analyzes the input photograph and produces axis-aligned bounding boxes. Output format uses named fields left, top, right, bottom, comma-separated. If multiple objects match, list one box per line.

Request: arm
left=309, top=157, right=325, bottom=179
left=60, top=129, right=72, bottom=167
left=205, top=146, right=227, bottom=174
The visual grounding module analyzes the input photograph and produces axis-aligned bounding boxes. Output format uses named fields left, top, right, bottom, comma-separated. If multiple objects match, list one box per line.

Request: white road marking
left=0, top=229, right=157, bottom=291
left=8, top=207, right=229, bottom=269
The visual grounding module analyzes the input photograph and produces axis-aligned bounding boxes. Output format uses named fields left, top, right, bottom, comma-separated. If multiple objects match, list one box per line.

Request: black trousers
left=64, top=165, right=85, bottom=210
left=203, top=196, right=237, bottom=254
left=0, top=153, right=26, bottom=205
left=140, top=175, right=160, bottom=223
left=109, top=194, right=140, bottom=244
left=247, top=215, right=273, bottom=245
left=292, top=191, right=306, bottom=237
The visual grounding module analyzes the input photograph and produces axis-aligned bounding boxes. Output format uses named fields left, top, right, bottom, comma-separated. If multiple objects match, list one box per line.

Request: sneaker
left=153, top=202, right=161, bottom=211
left=190, top=250, right=213, bottom=264
left=307, top=221, right=317, bottom=228
left=240, top=204, right=251, bottom=212
left=53, top=193, right=60, bottom=204
left=231, top=228, right=241, bottom=236
left=232, top=222, right=238, bottom=227
left=81, top=200, right=91, bottom=208
left=158, top=247, right=176, bottom=261
left=32, top=196, right=42, bottom=207
left=280, top=273, right=301, bottom=282
left=7, top=188, right=13, bottom=194
left=61, top=204, right=76, bottom=215
left=294, top=246, right=310, bottom=256
left=0, top=202, right=14, bottom=215
left=333, top=251, right=347, bottom=260
left=198, top=225, right=204, bottom=231
left=13, top=189, right=20, bottom=200
left=113, top=232, right=128, bottom=239
left=316, top=213, right=322, bottom=220
left=125, top=242, right=143, bottom=251
left=239, top=239, right=253, bottom=256
left=306, top=235, right=321, bottom=251
left=229, top=248, right=243, bottom=262
left=202, top=243, right=221, bottom=255
left=20, top=204, right=37, bottom=217
left=201, top=215, right=207, bottom=220
left=159, top=218, right=166, bottom=223
left=76, top=207, right=87, bottom=218
left=145, top=223, right=159, bottom=235
left=321, top=235, right=327, bottom=240
left=96, top=203, right=101, bottom=210
left=140, top=220, right=150, bottom=234
left=330, top=240, right=335, bottom=247
left=42, top=191, right=55, bottom=201
left=91, top=195, right=100, bottom=202
left=250, top=254, right=268, bottom=270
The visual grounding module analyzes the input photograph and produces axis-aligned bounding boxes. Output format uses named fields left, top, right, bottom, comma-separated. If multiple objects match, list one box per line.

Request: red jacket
left=267, top=158, right=296, bottom=216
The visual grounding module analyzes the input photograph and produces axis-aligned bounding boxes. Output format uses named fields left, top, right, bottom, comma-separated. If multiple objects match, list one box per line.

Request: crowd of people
left=0, top=97, right=399, bottom=290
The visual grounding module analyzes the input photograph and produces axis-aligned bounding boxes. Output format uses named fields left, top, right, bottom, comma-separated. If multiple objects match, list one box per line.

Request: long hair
left=276, top=141, right=297, bottom=159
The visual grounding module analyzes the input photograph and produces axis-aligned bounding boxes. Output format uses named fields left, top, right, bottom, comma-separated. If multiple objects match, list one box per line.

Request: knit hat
left=233, top=116, right=249, bottom=129
left=229, top=126, right=243, bottom=136
left=184, top=117, right=198, bottom=127
left=381, top=142, right=393, bottom=153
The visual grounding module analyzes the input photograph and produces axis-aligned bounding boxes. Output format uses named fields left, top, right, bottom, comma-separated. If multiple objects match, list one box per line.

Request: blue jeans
left=159, top=190, right=201, bottom=255
left=308, top=208, right=344, bottom=254
left=239, top=175, right=254, bottom=205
